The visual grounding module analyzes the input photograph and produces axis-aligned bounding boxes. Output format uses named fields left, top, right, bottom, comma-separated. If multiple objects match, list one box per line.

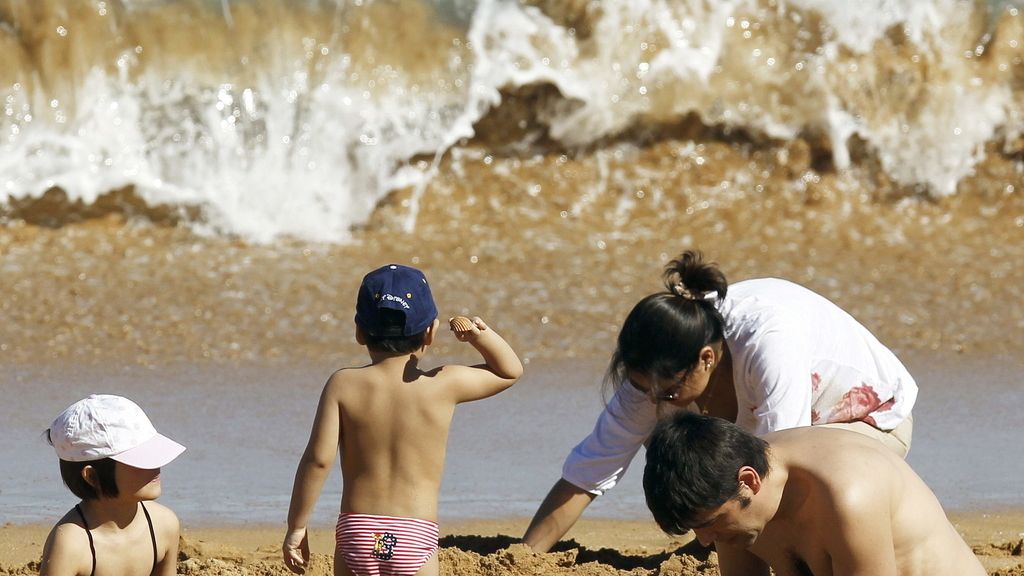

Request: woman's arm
left=522, top=478, right=596, bottom=552
left=523, top=381, right=658, bottom=551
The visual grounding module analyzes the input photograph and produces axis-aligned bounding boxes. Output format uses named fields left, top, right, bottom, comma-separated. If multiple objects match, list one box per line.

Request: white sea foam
left=0, top=0, right=1020, bottom=242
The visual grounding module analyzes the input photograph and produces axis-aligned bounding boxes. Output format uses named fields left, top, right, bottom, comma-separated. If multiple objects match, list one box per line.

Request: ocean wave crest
left=0, top=0, right=1021, bottom=242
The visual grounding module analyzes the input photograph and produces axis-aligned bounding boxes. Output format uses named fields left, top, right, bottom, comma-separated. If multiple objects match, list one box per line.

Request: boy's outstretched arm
left=283, top=377, right=342, bottom=574
left=447, top=316, right=524, bottom=402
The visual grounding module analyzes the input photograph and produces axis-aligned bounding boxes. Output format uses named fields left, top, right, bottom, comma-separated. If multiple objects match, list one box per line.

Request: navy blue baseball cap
left=355, top=264, right=438, bottom=337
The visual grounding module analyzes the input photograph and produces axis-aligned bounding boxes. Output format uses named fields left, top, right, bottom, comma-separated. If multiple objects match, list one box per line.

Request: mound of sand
left=173, top=541, right=718, bottom=576
left=1, top=523, right=1020, bottom=575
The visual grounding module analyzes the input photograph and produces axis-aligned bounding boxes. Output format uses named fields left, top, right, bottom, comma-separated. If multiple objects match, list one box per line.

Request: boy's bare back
left=330, top=322, right=518, bottom=520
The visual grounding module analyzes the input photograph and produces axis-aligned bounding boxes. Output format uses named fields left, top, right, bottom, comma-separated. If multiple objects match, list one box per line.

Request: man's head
left=643, top=412, right=771, bottom=547
left=355, top=264, right=438, bottom=354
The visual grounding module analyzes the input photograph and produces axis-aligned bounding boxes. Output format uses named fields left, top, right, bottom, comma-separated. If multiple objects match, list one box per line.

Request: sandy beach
left=2, top=513, right=1022, bottom=575
left=3, top=2, right=1024, bottom=574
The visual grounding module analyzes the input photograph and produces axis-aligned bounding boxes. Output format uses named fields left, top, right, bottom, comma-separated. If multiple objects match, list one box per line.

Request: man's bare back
left=644, top=414, right=985, bottom=576
left=736, top=428, right=985, bottom=576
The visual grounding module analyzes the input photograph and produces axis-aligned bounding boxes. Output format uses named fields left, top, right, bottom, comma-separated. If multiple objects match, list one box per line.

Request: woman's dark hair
left=361, top=308, right=428, bottom=354
left=643, top=412, right=770, bottom=535
left=607, top=250, right=727, bottom=395
left=46, top=429, right=119, bottom=500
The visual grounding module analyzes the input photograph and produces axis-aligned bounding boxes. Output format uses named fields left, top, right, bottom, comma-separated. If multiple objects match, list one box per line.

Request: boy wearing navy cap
left=283, top=264, right=523, bottom=576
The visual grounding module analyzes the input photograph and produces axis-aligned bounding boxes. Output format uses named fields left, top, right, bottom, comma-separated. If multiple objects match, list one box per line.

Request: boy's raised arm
left=447, top=317, right=524, bottom=403
left=283, top=376, right=342, bottom=573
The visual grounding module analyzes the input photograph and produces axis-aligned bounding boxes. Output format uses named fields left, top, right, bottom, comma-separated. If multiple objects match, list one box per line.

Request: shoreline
left=2, top=511, right=1022, bottom=574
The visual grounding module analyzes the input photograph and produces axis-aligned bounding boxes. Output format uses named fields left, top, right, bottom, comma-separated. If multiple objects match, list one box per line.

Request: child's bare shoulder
left=429, top=363, right=478, bottom=384
left=48, top=514, right=86, bottom=542
left=322, top=365, right=381, bottom=397
left=143, top=501, right=181, bottom=538
left=43, top=512, right=92, bottom=573
left=326, top=365, right=368, bottom=385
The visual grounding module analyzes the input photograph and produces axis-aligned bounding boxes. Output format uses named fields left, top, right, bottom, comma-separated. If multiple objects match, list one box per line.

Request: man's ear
left=422, top=318, right=440, bottom=347
left=737, top=466, right=763, bottom=495
left=355, top=323, right=367, bottom=345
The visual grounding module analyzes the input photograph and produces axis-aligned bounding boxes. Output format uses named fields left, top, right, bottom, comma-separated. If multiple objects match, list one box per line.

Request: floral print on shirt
left=812, top=383, right=896, bottom=425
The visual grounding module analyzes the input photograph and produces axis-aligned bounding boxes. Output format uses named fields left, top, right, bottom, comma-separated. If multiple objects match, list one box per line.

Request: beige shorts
left=818, top=413, right=913, bottom=458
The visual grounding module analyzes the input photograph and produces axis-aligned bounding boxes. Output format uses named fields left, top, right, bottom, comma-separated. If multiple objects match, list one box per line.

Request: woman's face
left=629, top=367, right=710, bottom=407
left=113, top=462, right=163, bottom=501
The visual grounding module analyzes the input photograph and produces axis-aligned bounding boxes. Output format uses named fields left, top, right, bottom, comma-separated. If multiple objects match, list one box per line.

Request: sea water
left=1, top=354, right=1021, bottom=525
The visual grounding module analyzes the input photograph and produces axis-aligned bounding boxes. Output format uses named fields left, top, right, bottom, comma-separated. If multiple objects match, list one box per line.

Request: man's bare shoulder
left=777, top=428, right=900, bottom=517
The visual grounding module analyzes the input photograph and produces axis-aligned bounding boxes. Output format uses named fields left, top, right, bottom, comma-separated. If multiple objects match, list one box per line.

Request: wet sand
left=2, top=513, right=1022, bottom=575
left=2, top=136, right=1024, bottom=367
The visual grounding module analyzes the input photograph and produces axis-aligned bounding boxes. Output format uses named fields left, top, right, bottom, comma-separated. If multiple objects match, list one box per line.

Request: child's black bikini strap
left=74, top=502, right=157, bottom=576
left=74, top=504, right=97, bottom=576
left=141, top=501, right=158, bottom=573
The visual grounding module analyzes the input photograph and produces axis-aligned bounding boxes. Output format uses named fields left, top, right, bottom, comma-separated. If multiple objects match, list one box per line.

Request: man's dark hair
left=361, top=308, right=427, bottom=354
left=643, top=412, right=769, bottom=535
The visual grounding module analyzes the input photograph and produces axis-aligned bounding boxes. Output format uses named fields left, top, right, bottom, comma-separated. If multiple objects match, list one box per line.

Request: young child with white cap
left=41, top=394, right=186, bottom=576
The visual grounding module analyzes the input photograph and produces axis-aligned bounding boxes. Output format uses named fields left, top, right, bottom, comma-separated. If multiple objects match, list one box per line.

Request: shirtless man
left=643, top=412, right=985, bottom=576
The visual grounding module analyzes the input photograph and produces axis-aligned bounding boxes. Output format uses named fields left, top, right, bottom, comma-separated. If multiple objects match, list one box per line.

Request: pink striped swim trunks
left=335, top=512, right=439, bottom=576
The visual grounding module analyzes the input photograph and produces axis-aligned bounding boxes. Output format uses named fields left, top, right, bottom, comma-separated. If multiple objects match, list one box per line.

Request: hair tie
left=672, top=282, right=718, bottom=302
left=671, top=281, right=695, bottom=299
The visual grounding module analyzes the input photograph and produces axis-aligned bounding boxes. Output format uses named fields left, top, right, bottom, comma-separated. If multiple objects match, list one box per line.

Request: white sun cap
left=49, top=394, right=185, bottom=469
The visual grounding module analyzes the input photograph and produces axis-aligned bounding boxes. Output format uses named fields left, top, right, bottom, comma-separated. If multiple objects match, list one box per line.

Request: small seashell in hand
left=449, top=316, right=474, bottom=332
